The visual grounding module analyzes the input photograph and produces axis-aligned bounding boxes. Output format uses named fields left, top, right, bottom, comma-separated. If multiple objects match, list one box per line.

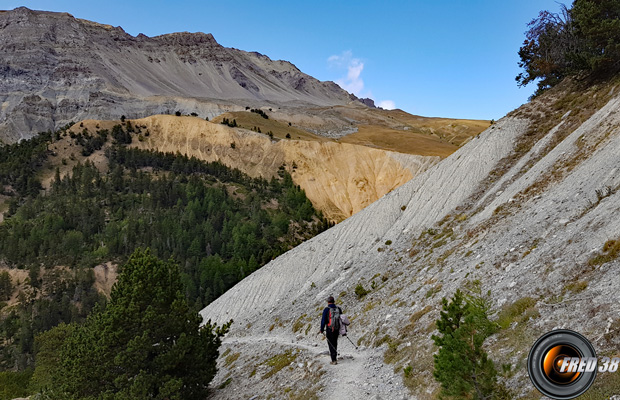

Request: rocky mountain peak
left=153, top=31, right=219, bottom=47
left=0, top=8, right=357, bottom=142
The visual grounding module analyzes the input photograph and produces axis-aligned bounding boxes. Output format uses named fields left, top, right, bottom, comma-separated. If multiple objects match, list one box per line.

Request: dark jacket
left=320, top=303, right=342, bottom=333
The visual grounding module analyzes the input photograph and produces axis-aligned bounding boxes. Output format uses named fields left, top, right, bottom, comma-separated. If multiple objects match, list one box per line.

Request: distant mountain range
left=0, top=7, right=362, bottom=142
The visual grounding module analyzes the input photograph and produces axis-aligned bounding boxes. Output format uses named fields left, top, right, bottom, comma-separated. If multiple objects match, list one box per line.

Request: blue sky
left=5, top=0, right=565, bottom=120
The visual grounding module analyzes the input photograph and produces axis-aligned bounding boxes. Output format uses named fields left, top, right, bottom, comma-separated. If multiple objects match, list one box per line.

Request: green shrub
left=432, top=290, right=508, bottom=399
left=355, top=284, right=370, bottom=299
left=496, top=297, right=538, bottom=329
left=262, top=350, right=296, bottom=379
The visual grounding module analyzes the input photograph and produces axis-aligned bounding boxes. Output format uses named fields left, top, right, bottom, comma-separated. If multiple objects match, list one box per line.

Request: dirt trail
left=218, top=334, right=409, bottom=400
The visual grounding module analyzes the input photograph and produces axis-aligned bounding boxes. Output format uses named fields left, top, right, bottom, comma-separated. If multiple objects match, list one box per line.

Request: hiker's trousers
left=326, top=329, right=338, bottom=361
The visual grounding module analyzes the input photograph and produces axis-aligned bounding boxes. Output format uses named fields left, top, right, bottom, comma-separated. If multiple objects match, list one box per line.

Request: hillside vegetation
left=0, top=122, right=330, bottom=395
left=70, top=115, right=440, bottom=222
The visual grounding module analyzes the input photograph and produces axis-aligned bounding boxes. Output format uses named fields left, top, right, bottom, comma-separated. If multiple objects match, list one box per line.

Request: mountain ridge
left=0, top=7, right=359, bottom=142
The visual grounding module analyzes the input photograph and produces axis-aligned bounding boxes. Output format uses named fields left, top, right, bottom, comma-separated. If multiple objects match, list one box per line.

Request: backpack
left=339, top=314, right=350, bottom=336
left=327, top=307, right=341, bottom=333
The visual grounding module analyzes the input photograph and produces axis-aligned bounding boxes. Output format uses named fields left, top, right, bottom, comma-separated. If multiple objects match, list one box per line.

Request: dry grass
left=339, top=124, right=458, bottom=157
left=496, top=297, right=539, bottom=330
left=261, top=350, right=298, bottom=379
left=589, top=238, right=620, bottom=265
left=215, top=107, right=488, bottom=158
left=212, top=111, right=328, bottom=142
left=383, top=109, right=491, bottom=146
left=223, top=352, right=240, bottom=367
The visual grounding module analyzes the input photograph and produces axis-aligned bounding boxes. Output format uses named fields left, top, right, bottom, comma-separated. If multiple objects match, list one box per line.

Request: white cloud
left=377, top=100, right=396, bottom=110
left=328, top=50, right=365, bottom=96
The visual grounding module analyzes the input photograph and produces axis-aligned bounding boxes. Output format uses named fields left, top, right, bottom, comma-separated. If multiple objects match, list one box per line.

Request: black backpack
left=327, top=307, right=341, bottom=333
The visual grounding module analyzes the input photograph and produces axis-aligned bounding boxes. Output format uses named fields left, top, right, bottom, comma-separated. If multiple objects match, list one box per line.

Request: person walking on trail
left=319, top=296, right=342, bottom=365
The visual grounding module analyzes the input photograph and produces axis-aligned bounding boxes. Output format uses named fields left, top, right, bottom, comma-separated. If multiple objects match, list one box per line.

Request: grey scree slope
left=201, top=92, right=620, bottom=398
left=200, top=115, right=527, bottom=327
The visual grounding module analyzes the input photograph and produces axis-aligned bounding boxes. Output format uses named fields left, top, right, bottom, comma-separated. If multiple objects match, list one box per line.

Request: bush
left=0, top=271, right=12, bottom=301
left=432, top=290, right=508, bottom=399
left=355, top=283, right=370, bottom=299
left=0, top=369, right=33, bottom=399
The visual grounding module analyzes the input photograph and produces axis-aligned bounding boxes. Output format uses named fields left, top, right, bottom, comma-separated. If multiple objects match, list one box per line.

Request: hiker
left=319, top=295, right=342, bottom=365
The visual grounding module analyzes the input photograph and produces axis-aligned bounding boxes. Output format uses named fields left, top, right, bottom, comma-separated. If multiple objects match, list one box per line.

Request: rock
left=0, top=8, right=355, bottom=142
left=357, top=97, right=376, bottom=108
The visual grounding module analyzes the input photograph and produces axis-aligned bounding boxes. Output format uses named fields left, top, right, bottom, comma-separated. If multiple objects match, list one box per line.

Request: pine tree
left=572, top=0, right=620, bottom=71
left=0, top=271, right=12, bottom=301
left=49, top=249, right=231, bottom=399
left=432, top=290, right=505, bottom=400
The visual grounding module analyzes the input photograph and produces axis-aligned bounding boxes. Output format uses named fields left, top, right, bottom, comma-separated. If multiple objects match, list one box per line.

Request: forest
left=0, top=123, right=330, bottom=397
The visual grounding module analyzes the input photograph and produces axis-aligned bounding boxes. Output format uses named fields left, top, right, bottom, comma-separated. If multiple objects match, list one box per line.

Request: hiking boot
left=330, top=360, right=338, bottom=365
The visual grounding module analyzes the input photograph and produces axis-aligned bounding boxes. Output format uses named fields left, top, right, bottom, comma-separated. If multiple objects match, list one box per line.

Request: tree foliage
left=517, top=0, right=620, bottom=96
left=0, top=271, right=12, bottom=301
left=432, top=290, right=507, bottom=400
left=0, top=132, right=49, bottom=198
left=516, top=5, right=581, bottom=95
left=0, top=128, right=329, bottom=374
left=573, top=0, right=620, bottom=71
left=42, top=249, right=230, bottom=399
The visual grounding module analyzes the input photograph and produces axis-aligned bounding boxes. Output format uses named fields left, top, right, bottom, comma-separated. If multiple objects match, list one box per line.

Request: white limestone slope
left=201, top=89, right=620, bottom=398
left=200, top=116, right=528, bottom=326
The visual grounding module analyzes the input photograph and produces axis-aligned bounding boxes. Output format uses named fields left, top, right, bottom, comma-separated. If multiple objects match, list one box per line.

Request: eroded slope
left=201, top=80, right=620, bottom=399
left=73, top=115, right=438, bottom=221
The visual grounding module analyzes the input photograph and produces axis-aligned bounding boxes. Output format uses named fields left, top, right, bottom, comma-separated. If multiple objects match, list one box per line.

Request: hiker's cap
left=327, top=296, right=335, bottom=303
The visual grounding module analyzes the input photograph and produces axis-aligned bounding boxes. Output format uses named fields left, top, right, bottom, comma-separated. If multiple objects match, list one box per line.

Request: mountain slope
left=200, top=79, right=620, bottom=398
left=69, top=115, right=438, bottom=221
left=0, top=7, right=355, bottom=142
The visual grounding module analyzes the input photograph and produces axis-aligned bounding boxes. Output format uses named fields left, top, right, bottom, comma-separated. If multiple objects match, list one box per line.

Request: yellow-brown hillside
left=73, top=115, right=439, bottom=222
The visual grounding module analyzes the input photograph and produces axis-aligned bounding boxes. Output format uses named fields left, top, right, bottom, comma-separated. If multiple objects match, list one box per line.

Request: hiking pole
left=344, top=335, right=359, bottom=350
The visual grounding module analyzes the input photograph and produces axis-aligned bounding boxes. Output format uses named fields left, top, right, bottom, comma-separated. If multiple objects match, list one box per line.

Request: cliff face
left=200, top=80, right=620, bottom=398
left=0, top=7, right=355, bottom=142
left=73, top=115, right=438, bottom=222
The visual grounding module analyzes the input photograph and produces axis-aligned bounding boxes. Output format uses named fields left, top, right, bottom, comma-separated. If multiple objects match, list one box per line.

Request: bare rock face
left=0, top=7, right=356, bottom=142
left=357, top=97, right=376, bottom=108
